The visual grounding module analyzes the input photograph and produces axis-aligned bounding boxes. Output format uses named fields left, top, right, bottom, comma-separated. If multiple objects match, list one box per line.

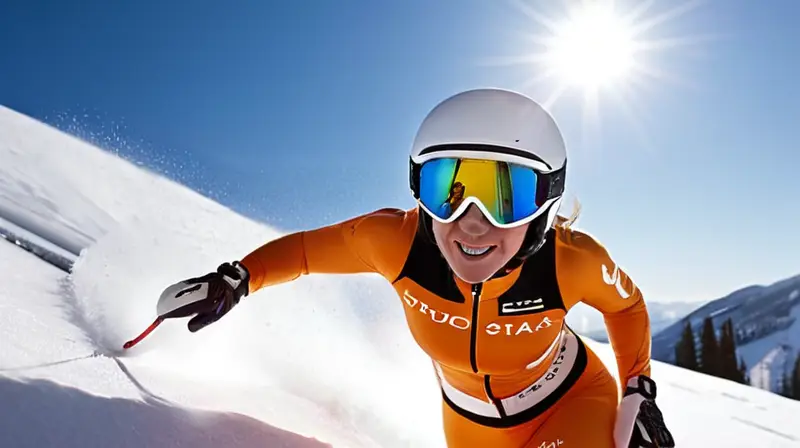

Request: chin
left=449, top=264, right=497, bottom=284
left=440, top=245, right=509, bottom=284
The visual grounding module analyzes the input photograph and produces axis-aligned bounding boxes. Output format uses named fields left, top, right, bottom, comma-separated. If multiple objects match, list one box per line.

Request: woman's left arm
left=566, top=231, right=651, bottom=384
left=559, top=230, right=675, bottom=447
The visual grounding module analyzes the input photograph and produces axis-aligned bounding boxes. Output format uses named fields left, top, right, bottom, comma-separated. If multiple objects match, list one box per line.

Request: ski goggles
left=410, top=153, right=565, bottom=228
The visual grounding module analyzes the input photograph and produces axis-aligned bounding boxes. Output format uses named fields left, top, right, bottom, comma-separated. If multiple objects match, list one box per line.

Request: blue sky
left=1, top=0, right=799, bottom=303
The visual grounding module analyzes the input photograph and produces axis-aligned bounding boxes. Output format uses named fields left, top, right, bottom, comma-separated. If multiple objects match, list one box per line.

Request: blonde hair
left=553, top=197, right=581, bottom=230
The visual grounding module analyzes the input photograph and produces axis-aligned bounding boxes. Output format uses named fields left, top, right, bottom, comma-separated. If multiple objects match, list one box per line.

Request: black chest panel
left=495, top=232, right=566, bottom=316
left=393, top=223, right=566, bottom=312
left=393, top=223, right=465, bottom=302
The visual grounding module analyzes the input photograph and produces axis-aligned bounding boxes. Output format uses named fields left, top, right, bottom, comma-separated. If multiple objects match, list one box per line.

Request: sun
left=544, top=3, right=636, bottom=90
left=481, top=0, right=714, bottom=153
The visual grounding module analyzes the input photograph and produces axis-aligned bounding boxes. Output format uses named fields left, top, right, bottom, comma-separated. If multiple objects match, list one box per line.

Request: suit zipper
left=469, top=283, right=482, bottom=374
left=484, top=375, right=507, bottom=418
left=470, top=283, right=506, bottom=418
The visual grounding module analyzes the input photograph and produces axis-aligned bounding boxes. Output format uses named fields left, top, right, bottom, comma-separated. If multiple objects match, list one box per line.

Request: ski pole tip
left=122, top=316, right=164, bottom=350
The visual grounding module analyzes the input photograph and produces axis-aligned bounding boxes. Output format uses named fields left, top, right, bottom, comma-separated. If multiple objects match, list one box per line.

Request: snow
left=0, top=214, right=78, bottom=263
left=749, top=345, right=794, bottom=392
left=2, top=104, right=800, bottom=447
left=709, top=306, right=731, bottom=319
left=0, top=241, right=333, bottom=448
left=737, top=303, right=800, bottom=391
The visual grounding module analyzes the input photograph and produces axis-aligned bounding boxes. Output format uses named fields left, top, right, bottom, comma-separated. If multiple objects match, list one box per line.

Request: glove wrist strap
left=624, top=375, right=657, bottom=400
left=218, top=261, right=250, bottom=297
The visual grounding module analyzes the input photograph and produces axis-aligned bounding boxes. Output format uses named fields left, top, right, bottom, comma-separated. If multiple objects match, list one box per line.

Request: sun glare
left=482, top=0, right=714, bottom=153
left=546, top=4, right=635, bottom=89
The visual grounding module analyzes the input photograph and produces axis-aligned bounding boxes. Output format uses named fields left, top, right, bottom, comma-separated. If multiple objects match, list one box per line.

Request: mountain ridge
left=652, top=271, right=800, bottom=396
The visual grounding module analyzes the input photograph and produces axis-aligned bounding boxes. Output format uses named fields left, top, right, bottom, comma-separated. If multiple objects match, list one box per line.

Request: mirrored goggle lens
left=418, top=158, right=541, bottom=225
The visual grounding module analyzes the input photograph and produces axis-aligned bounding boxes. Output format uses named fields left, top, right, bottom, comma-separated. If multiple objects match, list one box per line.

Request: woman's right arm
left=140, top=207, right=417, bottom=339
left=240, top=207, right=416, bottom=294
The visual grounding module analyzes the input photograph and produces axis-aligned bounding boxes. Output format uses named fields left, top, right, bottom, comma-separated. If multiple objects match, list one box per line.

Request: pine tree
left=718, top=319, right=740, bottom=381
left=674, top=320, right=698, bottom=371
left=718, top=320, right=731, bottom=379
left=791, top=353, right=800, bottom=400
left=699, top=317, right=720, bottom=377
left=780, top=370, right=792, bottom=398
left=738, top=357, right=749, bottom=385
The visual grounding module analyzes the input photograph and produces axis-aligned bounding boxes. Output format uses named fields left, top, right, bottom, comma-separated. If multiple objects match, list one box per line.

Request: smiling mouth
left=456, top=242, right=496, bottom=258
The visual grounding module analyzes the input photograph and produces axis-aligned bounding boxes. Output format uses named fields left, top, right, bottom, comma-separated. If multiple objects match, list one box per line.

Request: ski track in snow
left=730, top=417, right=797, bottom=443
left=3, top=105, right=800, bottom=447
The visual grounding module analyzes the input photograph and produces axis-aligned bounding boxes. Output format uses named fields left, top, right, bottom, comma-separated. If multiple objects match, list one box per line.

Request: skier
left=147, top=88, right=674, bottom=447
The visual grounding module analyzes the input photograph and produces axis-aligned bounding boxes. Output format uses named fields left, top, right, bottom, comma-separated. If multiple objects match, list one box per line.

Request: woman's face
left=432, top=204, right=529, bottom=284
left=452, top=184, right=465, bottom=200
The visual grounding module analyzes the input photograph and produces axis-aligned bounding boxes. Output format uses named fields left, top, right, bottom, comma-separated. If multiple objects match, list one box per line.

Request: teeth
left=458, top=243, right=492, bottom=256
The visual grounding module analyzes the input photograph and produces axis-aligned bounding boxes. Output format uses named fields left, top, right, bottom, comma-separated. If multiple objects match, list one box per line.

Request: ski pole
left=123, top=316, right=165, bottom=349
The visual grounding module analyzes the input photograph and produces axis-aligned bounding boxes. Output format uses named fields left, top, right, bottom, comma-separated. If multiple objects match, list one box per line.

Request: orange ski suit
left=240, top=207, right=651, bottom=448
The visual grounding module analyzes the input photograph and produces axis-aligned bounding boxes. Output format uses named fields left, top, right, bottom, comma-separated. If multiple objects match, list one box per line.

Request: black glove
left=156, top=261, right=250, bottom=332
left=614, top=375, right=675, bottom=448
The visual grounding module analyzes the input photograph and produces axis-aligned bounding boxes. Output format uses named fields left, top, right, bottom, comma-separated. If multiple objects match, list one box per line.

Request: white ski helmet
left=409, top=88, right=568, bottom=269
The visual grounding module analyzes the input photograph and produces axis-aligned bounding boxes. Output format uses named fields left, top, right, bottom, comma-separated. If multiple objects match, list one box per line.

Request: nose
left=457, top=204, right=492, bottom=237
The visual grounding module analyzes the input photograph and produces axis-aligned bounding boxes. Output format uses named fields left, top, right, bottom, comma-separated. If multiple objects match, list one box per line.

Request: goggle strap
left=538, top=163, right=566, bottom=203
left=409, top=157, right=422, bottom=198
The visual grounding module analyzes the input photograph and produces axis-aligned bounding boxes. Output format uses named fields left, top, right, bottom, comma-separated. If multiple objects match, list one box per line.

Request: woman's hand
left=156, top=261, right=250, bottom=332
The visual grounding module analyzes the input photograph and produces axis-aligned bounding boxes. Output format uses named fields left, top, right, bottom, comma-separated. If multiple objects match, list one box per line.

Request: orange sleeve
left=239, top=207, right=416, bottom=294
left=559, top=229, right=651, bottom=387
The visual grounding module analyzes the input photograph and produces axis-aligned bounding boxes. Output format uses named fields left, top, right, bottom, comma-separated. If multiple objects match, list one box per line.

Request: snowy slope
left=0, top=238, right=334, bottom=448
left=740, top=307, right=800, bottom=393
left=736, top=291, right=800, bottom=392
left=2, top=105, right=800, bottom=447
left=749, top=345, right=795, bottom=392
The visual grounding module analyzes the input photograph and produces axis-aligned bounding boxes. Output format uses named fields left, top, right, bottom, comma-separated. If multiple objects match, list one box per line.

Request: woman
left=147, top=88, right=674, bottom=447
left=438, top=181, right=466, bottom=217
